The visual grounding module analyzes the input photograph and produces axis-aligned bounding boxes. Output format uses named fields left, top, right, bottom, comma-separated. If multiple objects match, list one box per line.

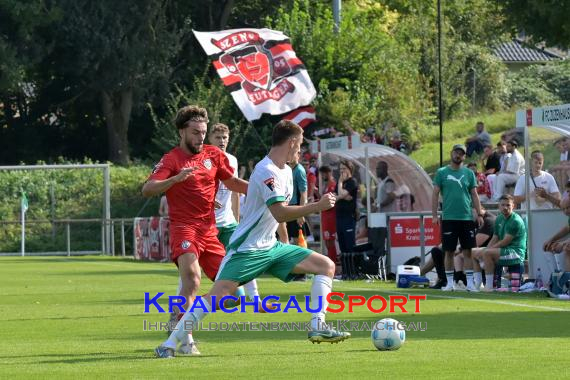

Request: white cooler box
left=396, top=265, right=428, bottom=288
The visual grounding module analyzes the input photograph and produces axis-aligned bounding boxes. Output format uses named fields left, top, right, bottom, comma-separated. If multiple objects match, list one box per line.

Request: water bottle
left=535, top=268, right=544, bottom=289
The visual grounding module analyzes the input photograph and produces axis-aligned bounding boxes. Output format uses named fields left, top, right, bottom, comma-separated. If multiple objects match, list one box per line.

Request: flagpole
left=21, top=198, right=25, bottom=257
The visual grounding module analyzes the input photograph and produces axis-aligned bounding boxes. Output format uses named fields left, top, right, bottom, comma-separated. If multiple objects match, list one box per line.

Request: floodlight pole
left=437, top=0, right=444, bottom=168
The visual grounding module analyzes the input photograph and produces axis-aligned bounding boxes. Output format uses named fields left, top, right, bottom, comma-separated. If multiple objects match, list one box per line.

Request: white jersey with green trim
left=215, top=152, right=238, bottom=227
left=228, top=156, right=293, bottom=251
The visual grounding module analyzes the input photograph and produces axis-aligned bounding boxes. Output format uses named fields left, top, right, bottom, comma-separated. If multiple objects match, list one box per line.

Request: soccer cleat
left=454, top=280, right=467, bottom=291
left=466, top=284, right=480, bottom=292
left=308, top=329, right=351, bottom=344
left=430, top=280, right=447, bottom=289
left=441, top=283, right=454, bottom=291
left=177, top=342, right=200, bottom=355
left=154, top=345, right=175, bottom=359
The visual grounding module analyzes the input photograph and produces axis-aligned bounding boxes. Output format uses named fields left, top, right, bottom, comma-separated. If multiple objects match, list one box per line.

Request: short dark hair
left=497, top=141, right=506, bottom=147
left=175, top=105, right=209, bottom=129
left=508, top=140, right=518, bottom=147
left=499, top=194, right=514, bottom=203
left=319, top=165, right=332, bottom=173
left=271, top=120, right=303, bottom=146
left=467, top=162, right=477, bottom=168
left=531, top=150, right=543, bottom=160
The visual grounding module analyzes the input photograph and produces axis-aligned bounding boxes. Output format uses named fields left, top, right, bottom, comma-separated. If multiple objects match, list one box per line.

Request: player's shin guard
left=310, top=275, right=332, bottom=330
left=164, top=298, right=210, bottom=349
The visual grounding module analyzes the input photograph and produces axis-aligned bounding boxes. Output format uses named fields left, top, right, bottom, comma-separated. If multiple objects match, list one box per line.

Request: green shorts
left=217, top=223, right=238, bottom=250
left=498, top=247, right=525, bottom=266
left=216, top=241, right=313, bottom=284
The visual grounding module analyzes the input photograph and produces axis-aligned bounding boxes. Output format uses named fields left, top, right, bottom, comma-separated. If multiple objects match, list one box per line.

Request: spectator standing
left=432, top=144, right=484, bottom=292
left=335, top=160, right=358, bottom=279
left=319, top=165, right=338, bottom=267
left=287, top=150, right=310, bottom=244
left=514, top=151, right=560, bottom=210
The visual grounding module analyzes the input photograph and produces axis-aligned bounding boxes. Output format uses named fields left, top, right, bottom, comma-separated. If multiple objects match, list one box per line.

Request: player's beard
left=185, top=139, right=203, bottom=154
left=451, top=155, right=463, bottom=165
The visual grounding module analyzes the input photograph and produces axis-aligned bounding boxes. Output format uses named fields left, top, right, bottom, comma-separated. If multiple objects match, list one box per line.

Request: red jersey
left=148, top=145, right=233, bottom=225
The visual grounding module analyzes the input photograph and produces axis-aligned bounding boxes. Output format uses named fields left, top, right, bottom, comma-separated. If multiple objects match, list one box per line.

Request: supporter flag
left=282, top=106, right=316, bottom=129
left=193, top=28, right=316, bottom=121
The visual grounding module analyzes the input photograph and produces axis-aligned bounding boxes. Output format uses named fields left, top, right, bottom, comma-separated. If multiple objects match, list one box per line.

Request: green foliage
left=0, top=162, right=154, bottom=252
left=503, top=0, right=570, bottom=48
left=504, top=60, right=570, bottom=108
left=149, top=74, right=274, bottom=165
left=389, top=0, right=510, bottom=119
left=266, top=0, right=433, bottom=148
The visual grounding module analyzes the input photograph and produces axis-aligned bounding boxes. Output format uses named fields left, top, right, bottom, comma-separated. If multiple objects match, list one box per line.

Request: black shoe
left=430, top=280, right=447, bottom=289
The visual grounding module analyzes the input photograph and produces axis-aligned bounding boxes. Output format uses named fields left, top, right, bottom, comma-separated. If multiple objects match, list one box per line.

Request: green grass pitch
left=1, top=256, right=569, bottom=379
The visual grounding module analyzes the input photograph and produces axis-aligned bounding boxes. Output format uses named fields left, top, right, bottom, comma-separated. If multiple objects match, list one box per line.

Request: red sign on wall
left=389, top=217, right=441, bottom=247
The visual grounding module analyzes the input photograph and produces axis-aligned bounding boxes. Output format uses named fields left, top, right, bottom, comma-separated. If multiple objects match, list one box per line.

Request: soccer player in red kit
left=142, top=105, right=247, bottom=353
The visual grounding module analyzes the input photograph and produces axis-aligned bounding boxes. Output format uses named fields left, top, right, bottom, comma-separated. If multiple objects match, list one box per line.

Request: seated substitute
left=543, top=197, right=570, bottom=273
left=472, top=195, right=527, bottom=291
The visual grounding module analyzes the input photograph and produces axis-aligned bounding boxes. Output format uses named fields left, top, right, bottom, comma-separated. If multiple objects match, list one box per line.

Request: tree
left=503, top=0, right=570, bottom=48
left=41, top=0, right=191, bottom=164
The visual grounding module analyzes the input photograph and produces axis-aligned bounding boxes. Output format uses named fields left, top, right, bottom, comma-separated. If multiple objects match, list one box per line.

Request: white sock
left=445, top=271, right=454, bottom=286
left=181, top=333, right=194, bottom=345
left=164, top=297, right=210, bottom=349
left=485, top=274, right=494, bottom=290
left=310, top=275, right=332, bottom=330
left=243, top=280, right=259, bottom=301
left=466, top=270, right=474, bottom=287
left=474, top=272, right=482, bottom=288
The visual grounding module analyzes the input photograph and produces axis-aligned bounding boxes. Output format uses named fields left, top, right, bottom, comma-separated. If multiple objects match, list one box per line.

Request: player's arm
left=431, top=185, right=440, bottom=225
left=485, top=234, right=499, bottom=249
left=544, top=225, right=570, bottom=251
left=469, top=187, right=484, bottom=227
left=231, top=191, right=240, bottom=222
left=297, top=190, right=308, bottom=225
left=489, top=233, right=513, bottom=249
left=142, top=167, right=197, bottom=197
left=276, top=222, right=289, bottom=243
left=222, top=176, right=248, bottom=194
left=269, top=193, right=336, bottom=223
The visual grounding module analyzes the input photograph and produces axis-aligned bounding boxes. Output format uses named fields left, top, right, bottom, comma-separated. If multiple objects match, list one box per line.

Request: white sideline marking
left=341, top=286, right=570, bottom=312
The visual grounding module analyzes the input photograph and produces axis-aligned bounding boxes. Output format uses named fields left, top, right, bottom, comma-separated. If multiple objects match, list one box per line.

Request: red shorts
left=321, top=211, right=337, bottom=241
left=170, top=223, right=226, bottom=281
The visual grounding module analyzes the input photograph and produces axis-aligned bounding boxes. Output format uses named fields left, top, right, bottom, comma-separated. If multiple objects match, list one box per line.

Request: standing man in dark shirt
left=335, top=160, right=358, bottom=279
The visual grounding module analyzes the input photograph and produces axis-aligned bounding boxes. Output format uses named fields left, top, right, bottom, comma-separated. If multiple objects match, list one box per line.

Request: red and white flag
left=282, top=106, right=316, bottom=129
left=193, top=28, right=316, bottom=121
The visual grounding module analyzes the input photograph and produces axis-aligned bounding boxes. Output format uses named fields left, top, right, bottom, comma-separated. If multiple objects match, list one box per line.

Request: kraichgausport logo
left=144, top=293, right=426, bottom=314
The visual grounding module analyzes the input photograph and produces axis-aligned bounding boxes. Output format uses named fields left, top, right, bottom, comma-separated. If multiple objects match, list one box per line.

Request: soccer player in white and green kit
left=209, top=123, right=276, bottom=310
left=155, top=120, right=350, bottom=358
